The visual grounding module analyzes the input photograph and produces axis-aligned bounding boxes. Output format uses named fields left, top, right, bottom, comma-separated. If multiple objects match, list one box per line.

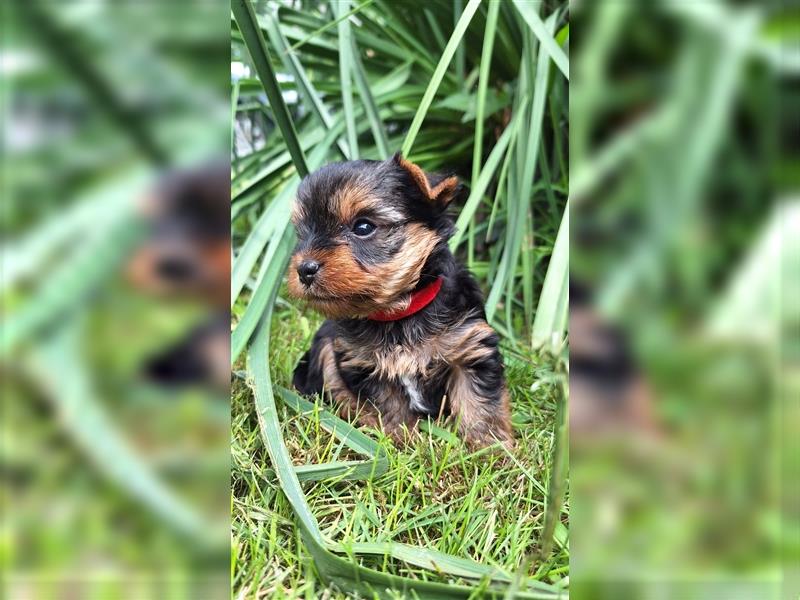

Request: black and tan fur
left=288, top=154, right=513, bottom=449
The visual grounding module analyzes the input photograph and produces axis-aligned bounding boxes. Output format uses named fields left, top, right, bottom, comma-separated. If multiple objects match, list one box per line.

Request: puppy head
left=288, top=153, right=462, bottom=319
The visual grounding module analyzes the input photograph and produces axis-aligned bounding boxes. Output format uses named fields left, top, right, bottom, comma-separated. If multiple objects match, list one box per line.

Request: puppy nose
left=297, top=260, right=320, bottom=286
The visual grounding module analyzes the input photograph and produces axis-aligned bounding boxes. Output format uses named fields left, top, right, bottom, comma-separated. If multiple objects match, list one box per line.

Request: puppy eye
left=352, top=219, right=376, bottom=237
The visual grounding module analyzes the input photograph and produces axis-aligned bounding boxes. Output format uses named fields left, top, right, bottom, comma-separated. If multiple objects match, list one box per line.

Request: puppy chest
left=400, top=375, right=426, bottom=412
left=399, top=372, right=449, bottom=416
left=336, top=343, right=450, bottom=415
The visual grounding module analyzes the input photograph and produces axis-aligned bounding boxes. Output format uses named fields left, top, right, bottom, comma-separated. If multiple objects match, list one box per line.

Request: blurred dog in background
left=569, top=282, right=659, bottom=440
left=127, top=161, right=230, bottom=393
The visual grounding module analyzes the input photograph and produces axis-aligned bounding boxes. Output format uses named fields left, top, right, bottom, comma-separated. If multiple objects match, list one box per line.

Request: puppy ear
left=393, top=153, right=460, bottom=208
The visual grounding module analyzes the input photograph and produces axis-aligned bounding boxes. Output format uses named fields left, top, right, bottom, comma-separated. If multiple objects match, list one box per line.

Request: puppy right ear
left=393, top=153, right=460, bottom=209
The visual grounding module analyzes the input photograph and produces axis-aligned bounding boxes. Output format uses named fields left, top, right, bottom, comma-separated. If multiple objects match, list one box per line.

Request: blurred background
left=570, top=1, right=797, bottom=598
left=1, top=2, right=230, bottom=598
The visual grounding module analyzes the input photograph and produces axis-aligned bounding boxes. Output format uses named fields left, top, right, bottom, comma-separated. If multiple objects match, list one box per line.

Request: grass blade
left=231, top=180, right=297, bottom=306
left=1, top=201, right=143, bottom=357
left=292, top=460, right=386, bottom=482
left=263, top=11, right=351, bottom=159
left=400, top=0, right=482, bottom=156
left=14, top=1, right=169, bottom=166
left=286, top=0, right=377, bottom=52
left=0, top=169, right=146, bottom=292
left=453, top=0, right=466, bottom=83
left=539, top=375, right=568, bottom=561
left=276, top=387, right=383, bottom=458
left=247, top=297, right=324, bottom=544
left=232, top=0, right=310, bottom=177
left=231, top=225, right=294, bottom=365
left=231, top=78, right=240, bottom=159
left=467, top=0, right=501, bottom=264
left=31, top=321, right=215, bottom=545
left=345, top=541, right=512, bottom=581
left=351, top=37, right=390, bottom=159
left=451, top=104, right=526, bottom=250
left=333, top=0, right=359, bottom=159
left=485, top=15, right=556, bottom=322
left=512, top=0, right=569, bottom=80
left=531, top=202, right=569, bottom=348
left=471, top=0, right=501, bottom=188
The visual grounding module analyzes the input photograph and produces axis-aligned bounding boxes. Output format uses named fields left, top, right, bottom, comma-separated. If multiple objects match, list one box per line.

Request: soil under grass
left=231, top=300, right=569, bottom=598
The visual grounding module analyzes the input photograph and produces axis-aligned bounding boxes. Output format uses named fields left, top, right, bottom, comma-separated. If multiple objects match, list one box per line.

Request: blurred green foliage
left=2, top=2, right=230, bottom=597
left=570, top=3, right=797, bottom=598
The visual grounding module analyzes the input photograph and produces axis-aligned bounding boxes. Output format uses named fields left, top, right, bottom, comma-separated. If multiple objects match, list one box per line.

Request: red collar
left=368, top=277, right=443, bottom=322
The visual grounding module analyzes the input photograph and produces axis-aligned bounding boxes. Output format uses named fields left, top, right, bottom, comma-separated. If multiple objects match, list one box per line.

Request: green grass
left=231, top=302, right=569, bottom=598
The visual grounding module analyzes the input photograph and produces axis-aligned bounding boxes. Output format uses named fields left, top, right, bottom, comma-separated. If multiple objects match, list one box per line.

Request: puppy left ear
left=393, top=153, right=460, bottom=208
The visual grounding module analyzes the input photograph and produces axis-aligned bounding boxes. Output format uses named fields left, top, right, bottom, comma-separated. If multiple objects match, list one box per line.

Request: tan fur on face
left=372, top=223, right=439, bottom=302
left=332, top=180, right=382, bottom=223
left=127, top=239, right=230, bottom=308
left=291, top=179, right=381, bottom=229
left=287, top=223, right=440, bottom=319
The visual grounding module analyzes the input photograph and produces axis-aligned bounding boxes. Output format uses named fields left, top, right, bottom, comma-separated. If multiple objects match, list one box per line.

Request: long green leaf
left=539, top=374, right=568, bottom=561
left=31, top=321, right=217, bottom=546
left=14, top=1, right=169, bottom=166
left=400, top=0, right=482, bottom=156
left=344, top=541, right=512, bottom=581
left=231, top=180, right=296, bottom=306
left=531, top=202, right=569, bottom=348
left=512, top=0, right=569, bottom=80
left=486, top=15, right=556, bottom=322
left=0, top=168, right=147, bottom=292
left=454, top=0, right=466, bottom=83
left=286, top=0, right=377, bottom=52
left=1, top=203, right=143, bottom=357
left=247, top=297, right=324, bottom=544
left=351, top=37, right=390, bottom=159
left=292, top=460, right=385, bottom=482
left=231, top=78, right=240, bottom=159
left=451, top=105, right=527, bottom=250
left=333, top=0, right=360, bottom=159
left=467, top=0, right=501, bottom=264
left=276, top=387, right=383, bottom=458
left=231, top=224, right=294, bottom=365
left=232, top=0, right=310, bottom=177
left=471, top=0, right=501, bottom=188
left=263, top=11, right=351, bottom=159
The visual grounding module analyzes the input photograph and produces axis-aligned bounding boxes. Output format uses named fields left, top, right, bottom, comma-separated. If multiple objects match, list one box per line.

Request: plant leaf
left=400, top=0, right=482, bottom=156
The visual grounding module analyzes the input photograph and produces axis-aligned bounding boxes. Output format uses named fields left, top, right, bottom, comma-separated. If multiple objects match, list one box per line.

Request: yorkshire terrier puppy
left=288, top=154, right=513, bottom=449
